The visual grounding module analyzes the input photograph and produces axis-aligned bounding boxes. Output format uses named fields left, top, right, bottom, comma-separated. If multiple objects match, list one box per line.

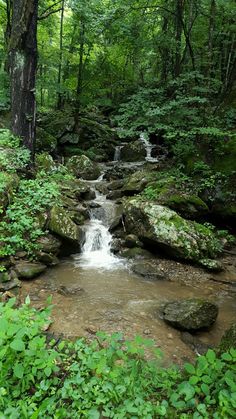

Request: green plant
left=0, top=300, right=235, bottom=418
left=0, top=178, right=61, bottom=258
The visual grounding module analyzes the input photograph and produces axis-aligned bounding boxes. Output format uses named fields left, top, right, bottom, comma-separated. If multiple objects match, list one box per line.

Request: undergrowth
left=0, top=299, right=235, bottom=418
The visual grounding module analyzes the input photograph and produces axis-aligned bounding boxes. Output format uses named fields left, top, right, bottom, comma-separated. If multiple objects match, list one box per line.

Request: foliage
left=0, top=178, right=61, bottom=258
left=0, top=129, right=30, bottom=172
left=0, top=299, right=235, bottom=418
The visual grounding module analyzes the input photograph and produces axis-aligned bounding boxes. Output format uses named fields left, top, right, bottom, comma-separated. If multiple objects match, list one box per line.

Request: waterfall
left=140, top=133, right=158, bottom=163
left=75, top=182, right=124, bottom=270
left=113, top=146, right=123, bottom=162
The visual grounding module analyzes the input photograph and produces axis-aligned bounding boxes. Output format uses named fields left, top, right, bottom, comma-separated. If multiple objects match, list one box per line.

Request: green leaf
left=44, top=367, right=52, bottom=377
left=185, top=363, right=195, bottom=374
left=10, top=338, right=25, bottom=351
left=206, top=349, right=216, bottom=364
left=88, top=409, right=100, bottom=419
left=189, top=375, right=199, bottom=385
left=13, top=363, right=24, bottom=379
left=201, top=383, right=210, bottom=395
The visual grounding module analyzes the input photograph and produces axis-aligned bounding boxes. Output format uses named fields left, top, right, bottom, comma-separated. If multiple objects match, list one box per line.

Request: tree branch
left=39, top=0, right=62, bottom=17
left=38, top=8, right=62, bottom=21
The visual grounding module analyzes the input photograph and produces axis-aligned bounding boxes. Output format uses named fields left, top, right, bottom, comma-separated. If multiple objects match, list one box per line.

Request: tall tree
left=9, top=0, right=38, bottom=161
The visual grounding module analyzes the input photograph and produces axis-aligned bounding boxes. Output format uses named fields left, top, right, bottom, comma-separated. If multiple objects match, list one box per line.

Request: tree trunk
left=207, top=0, right=216, bottom=78
left=57, top=0, right=65, bottom=109
left=9, top=0, right=38, bottom=162
left=174, top=0, right=184, bottom=78
left=75, top=20, right=85, bottom=127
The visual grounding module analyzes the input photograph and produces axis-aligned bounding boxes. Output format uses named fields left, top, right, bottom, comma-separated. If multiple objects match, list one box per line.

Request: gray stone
left=132, top=260, right=167, bottom=280
left=15, top=262, right=47, bottom=280
left=162, top=299, right=219, bottom=331
left=66, top=155, right=101, bottom=180
left=48, top=206, right=84, bottom=247
left=36, top=234, right=61, bottom=254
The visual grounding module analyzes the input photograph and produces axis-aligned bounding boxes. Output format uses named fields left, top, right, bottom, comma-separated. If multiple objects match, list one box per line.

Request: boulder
left=119, top=247, right=152, bottom=259
left=121, top=170, right=156, bottom=196
left=66, top=155, right=101, bottom=180
left=15, top=262, right=47, bottom=280
left=60, top=179, right=95, bottom=200
left=36, top=234, right=61, bottom=254
left=132, top=260, right=167, bottom=280
left=124, top=198, right=222, bottom=264
left=219, top=324, right=236, bottom=352
left=124, top=234, right=143, bottom=248
left=162, top=299, right=218, bottom=331
left=48, top=206, right=84, bottom=247
left=35, top=153, right=56, bottom=172
left=36, top=252, right=59, bottom=266
left=121, top=140, right=146, bottom=162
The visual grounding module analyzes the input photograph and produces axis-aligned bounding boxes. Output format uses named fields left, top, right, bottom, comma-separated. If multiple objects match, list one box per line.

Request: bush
left=0, top=299, right=235, bottom=418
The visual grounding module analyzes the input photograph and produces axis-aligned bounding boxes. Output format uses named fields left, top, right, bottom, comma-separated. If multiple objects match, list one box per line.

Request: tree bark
left=75, top=20, right=85, bottom=127
left=57, top=0, right=65, bottom=109
left=9, top=0, right=38, bottom=162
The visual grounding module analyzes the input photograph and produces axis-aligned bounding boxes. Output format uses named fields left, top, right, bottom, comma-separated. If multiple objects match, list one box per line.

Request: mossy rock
left=165, top=194, right=209, bottom=219
left=36, top=127, right=57, bottom=152
left=219, top=324, right=236, bottom=352
left=121, top=140, right=146, bottom=162
left=122, top=170, right=157, bottom=195
left=35, top=153, right=56, bottom=173
left=39, top=110, right=75, bottom=139
left=15, top=262, right=47, bottom=280
left=48, top=206, right=84, bottom=247
left=66, top=155, right=101, bottom=180
left=0, top=172, right=19, bottom=212
left=36, top=234, right=61, bottom=254
left=162, top=299, right=219, bottom=331
left=124, top=198, right=222, bottom=263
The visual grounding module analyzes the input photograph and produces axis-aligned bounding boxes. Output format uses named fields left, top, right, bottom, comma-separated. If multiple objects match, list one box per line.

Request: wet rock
left=121, top=170, right=155, bottom=195
left=15, top=262, right=47, bottom=280
left=124, top=199, right=222, bottom=264
left=48, top=206, right=84, bottom=247
left=121, top=140, right=146, bottom=162
left=120, top=247, right=152, bottom=259
left=125, top=234, right=143, bottom=248
left=37, top=252, right=59, bottom=266
left=61, top=195, right=78, bottom=210
left=66, top=155, right=101, bottom=180
left=110, top=238, right=125, bottom=254
left=109, top=215, right=123, bottom=233
left=162, top=299, right=218, bottom=331
left=132, top=260, right=167, bottom=280
left=107, top=180, right=124, bottom=190
left=36, top=234, right=61, bottom=254
left=219, top=324, right=236, bottom=352
left=60, top=179, right=94, bottom=200
left=107, top=190, right=124, bottom=200
left=199, top=258, right=224, bottom=272
left=0, top=276, right=21, bottom=291
left=181, top=332, right=213, bottom=355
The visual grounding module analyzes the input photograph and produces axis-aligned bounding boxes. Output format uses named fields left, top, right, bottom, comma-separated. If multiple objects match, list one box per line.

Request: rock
left=60, top=179, right=94, bottom=200
left=36, top=234, right=61, bottom=254
left=219, top=324, right=236, bottom=352
left=125, top=234, right=143, bottom=248
left=121, top=170, right=156, bottom=195
left=199, top=258, right=224, bottom=272
left=107, top=190, right=124, bottom=200
left=181, top=332, right=213, bottom=355
left=120, top=247, right=152, bottom=259
left=48, top=206, right=84, bottom=249
left=66, top=155, right=101, bottom=180
left=36, top=252, right=59, bottom=266
left=162, top=299, right=219, bottom=331
left=36, top=127, right=57, bottom=152
left=35, top=153, right=56, bottom=172
left=39, top=110, right=75, bottom=139
left=56, top=285, right=84, bottom=296
left=0, top=172, right=19, bottom=212
left=121, top=140, right=146, bottom=162
left=110, top=238, right=125, bottom=254
left=15, top=262, right=47, bottom=279
left=109, top=215, right=123, bottom=233
left=132, top=260, right=167, bottom=280
left=107, top=180, right=124, bottom=190
left=124, top=199, right=222, bottom=264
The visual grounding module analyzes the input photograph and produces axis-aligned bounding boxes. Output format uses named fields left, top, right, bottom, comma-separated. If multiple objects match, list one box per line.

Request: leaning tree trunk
left=9, top=0, right=38, bottom=162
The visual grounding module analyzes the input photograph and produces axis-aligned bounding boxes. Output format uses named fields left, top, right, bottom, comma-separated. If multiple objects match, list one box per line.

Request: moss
left=219, top=324, right=236, bottom=353
left=213, top=137, right=236, bottom=175
left=36, top=127, right=57, bottom=152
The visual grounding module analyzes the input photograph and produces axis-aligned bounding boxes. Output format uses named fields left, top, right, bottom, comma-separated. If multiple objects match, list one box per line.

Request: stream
left=21, top=152, right=236, bottom=363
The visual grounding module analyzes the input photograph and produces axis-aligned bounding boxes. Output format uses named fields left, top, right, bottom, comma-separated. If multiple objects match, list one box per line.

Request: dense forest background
left=0, top=0, right=235, bottom=139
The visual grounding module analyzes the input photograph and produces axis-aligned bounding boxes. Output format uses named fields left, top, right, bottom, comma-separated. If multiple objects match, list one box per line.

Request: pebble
left=143, top=329, right=151, bottom=335
left=167, top=333, right=173, bottom=339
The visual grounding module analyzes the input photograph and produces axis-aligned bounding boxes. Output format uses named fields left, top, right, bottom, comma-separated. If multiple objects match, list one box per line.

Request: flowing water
left=21, top=172, right=236, bottom=363
left=140, top=132, right=159, bottom=163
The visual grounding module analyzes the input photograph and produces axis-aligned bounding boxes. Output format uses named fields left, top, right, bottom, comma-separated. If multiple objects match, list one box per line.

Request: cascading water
left=75, top=181, right=124, bottom=270
left=113, top=146, right=123, bottom=162
left=140, top=133, right=158, bottom=163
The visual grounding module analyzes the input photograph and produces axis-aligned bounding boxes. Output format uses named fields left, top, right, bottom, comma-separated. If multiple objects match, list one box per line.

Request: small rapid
left=140, top=133, right=158, bottom=163
left=74, top=181, right=124, bottom=270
